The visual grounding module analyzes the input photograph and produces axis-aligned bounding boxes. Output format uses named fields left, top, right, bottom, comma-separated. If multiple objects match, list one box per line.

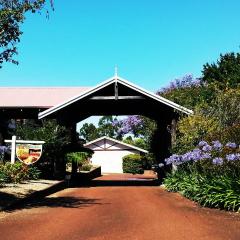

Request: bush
left=164, top=168, right=240, bottom=212
left=81, top=164, right=92, bottom=171
left=122, top=154, right=144, bottom=174
left=0, top=162, right=41, bottom=184
left=173, top=111, right=219, bottom=154
left=164, top=140, right=240, bottom=212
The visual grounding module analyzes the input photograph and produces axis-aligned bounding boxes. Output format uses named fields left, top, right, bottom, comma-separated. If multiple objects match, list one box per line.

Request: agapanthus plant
left=165, top=140, right=240, bottom=166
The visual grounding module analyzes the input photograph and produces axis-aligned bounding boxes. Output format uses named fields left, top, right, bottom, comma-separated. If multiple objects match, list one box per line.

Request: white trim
left=38, top=75, right=193, bottom=119
left=84, top=136, right=148, bottom=154
left=5, top=140, right=45, bottom=144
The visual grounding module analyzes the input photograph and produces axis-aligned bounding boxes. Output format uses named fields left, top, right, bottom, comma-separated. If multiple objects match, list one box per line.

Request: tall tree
left=98, top=116, right=122, bottom=140
left=0, top=0, right=53, bottom=68
left=79, top=123, right=100, bottom=142
left=202, top=52, right=240, bottom=89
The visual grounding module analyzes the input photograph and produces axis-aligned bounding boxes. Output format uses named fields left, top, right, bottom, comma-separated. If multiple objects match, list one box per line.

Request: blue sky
left=1, top=0, right=240, bottom=92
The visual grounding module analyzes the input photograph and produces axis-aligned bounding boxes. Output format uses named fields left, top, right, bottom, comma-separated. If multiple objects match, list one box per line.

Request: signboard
left=5, top=136, right=45, bottom=164
left=16, top=144, right=42, bottom=165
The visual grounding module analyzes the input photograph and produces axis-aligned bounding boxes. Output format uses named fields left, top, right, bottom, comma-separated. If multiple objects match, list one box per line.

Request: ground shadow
left=5, top=195, right=103, bottom=212
left=0, top=192, right=20, bottom=209
left=73, top=178, right=160, bottom=187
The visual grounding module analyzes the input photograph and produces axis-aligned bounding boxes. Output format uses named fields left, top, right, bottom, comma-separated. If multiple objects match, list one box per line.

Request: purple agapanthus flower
left=198, top=141, right=208, bottom=147
left=212, top=157, right=223, bottom=165
left=226, top=154, right=239, bottom=161
left=201, top=153, right=211, bottom=160
left=212, top=140, right=223, bottom=150
left=165, top=154, right=182, bottom=165
left=226, top=142, right=237, bottom=149
left=202, top=144, right=212, bottom=152
left=0, top=146, right=8, bottom=154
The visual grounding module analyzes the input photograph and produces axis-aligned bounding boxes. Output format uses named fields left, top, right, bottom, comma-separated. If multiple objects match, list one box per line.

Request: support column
left=150, top=118, right=172, bottom=182
left=70, top=123, right=78, bottom=175
left=151, top=119, right=171, bottom=164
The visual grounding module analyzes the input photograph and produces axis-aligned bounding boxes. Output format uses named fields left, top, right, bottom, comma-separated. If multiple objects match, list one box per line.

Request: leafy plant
left=0, top=162, right=41, bottom=183
left=122, top=154, right=144, bottom=174
left=16, top=119, right=71, bottom=178
left=164, top=140, right=240, bottom=212
left=81, top=164, right=92, bottom=171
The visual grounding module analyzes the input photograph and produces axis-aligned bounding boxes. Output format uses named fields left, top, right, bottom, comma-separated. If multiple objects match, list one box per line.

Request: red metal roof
left=0, top=87, right=91, bottom=108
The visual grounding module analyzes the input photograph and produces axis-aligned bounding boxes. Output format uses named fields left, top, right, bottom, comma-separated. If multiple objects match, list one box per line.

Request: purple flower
left=201, top=153, right=211, bottom=160
left=202, top=144, right=212, bottom=152
left=226, top=154, right=239, bottom=161
left=165, top=154, right=182, bottom=165
left=212, top=140, right=223, bottom=150
left=225, top=142, right=237, bottom=149
left=0, top=146, right=8, bottom=154
left=198, top=141, right=208, bottom=147
left=212, top=157, right=223, bottom=165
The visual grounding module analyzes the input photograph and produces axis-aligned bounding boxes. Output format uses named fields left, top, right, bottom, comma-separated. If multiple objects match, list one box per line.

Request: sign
left=16, top=144, right=42, bottom=165
left=5, top=136, right=45, bottom=164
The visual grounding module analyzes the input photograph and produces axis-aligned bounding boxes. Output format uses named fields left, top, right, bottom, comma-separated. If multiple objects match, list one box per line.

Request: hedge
left=122, top=154, right=144, bottom=174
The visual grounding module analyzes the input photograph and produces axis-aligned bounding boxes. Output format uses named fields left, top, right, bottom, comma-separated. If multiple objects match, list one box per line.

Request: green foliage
left=202, top=52, right=240, bottom=90
left=122, top=154, right=144, bottom=174
left=142, top=153, right=155, bottom=170
left=16, top=119, right=70, bottom=177
left=79, top=116, right=122, bottom=142
left=65, top=152, right=91, bottom=165
left=173, top=111, right=219, bottom=154
left=81, top=164, right=92, bottom=171
left=164, top=165, right=240, bottom=212
left=204, top=89, right=240, bottom=128
left=207, top=124, right=240, bottom=145
left=158, top=74, right=213, bottom=109
left=98, top=116, right=121, bottom=139
left=0, top=162, right=40, bottom=184
left=0, top=0, right=52, bottom=67
left=123, top=136, right=147, bottom=150
left=79, top=123, right=100, bottom=142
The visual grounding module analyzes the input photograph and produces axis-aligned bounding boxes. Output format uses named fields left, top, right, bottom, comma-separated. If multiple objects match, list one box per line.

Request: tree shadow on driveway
left=5, top=195, right=103, bottom=213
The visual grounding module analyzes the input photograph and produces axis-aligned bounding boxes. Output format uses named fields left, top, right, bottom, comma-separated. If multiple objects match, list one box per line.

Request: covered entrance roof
left=38, top=75, right=193, bottom=124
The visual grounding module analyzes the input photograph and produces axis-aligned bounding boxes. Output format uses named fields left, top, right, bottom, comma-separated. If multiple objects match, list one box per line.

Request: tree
left=0, top=0, right=53, bottom=68
left=16, top=119, right=70, bottom=178
left=98, top=116, right=122, bottom=140
left=79, top=123, right=100, bottom=142
left=157, top=74, right=213, bottom=108
left=202, top=52, right=240, bottom=89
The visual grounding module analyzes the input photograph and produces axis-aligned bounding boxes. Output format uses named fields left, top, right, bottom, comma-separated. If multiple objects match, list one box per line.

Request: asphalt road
left=0, top=176, right=240, bottom=240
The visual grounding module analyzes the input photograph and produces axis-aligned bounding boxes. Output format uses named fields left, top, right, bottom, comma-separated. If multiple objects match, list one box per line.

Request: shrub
left=81, top=164, right=92, bottom=171
left=122, top=154, right=144, bottom=174
left=164, top=140, right=240, bottom=212
left=173, top=112, right=219, bottom=154
left=0, top=162, right=41, bottom=184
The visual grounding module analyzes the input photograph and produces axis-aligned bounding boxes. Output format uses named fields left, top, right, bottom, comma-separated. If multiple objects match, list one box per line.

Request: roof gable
left=84, top=136, right=148, bottom=153
left=38, top=75, right=193, bottom=119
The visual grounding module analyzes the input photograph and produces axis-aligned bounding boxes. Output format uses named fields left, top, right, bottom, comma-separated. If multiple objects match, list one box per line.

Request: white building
left=84, top=136, right=148, bottom=173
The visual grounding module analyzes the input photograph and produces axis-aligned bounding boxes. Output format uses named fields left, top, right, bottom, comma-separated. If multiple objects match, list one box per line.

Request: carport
left=38, top=74, right=193, bottom=173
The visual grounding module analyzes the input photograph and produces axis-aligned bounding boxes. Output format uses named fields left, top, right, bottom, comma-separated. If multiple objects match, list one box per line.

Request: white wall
left=90, top=149, right=138, bottom=173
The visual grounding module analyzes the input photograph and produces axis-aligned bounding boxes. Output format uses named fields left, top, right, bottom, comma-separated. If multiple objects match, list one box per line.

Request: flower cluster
left=113, top=116, right=143, bottom=135
left=165, top=140, right=240, bottom=166
left=157, top=74, right=200, bottom=94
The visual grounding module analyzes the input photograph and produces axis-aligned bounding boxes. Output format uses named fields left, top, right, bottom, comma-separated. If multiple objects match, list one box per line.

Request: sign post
left=5, top=136, right=45, bottom=165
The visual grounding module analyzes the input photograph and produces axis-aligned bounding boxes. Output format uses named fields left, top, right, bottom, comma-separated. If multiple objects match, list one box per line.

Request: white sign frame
left=5, top=135, right=45, bottom=164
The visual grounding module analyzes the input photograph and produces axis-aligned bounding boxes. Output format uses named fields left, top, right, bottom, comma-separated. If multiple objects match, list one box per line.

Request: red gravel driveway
left=0, top=174, right=239, bottom=240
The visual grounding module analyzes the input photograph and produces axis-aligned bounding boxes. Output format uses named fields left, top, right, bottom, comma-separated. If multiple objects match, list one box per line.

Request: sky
left=1, top=0, right=240, bottom=93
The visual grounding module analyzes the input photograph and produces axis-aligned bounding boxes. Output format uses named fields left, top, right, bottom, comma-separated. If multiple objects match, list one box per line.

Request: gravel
left=0, top=179, right=61, bottom=210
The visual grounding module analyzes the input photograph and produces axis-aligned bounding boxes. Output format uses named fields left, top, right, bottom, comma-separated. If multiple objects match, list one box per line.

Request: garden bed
left=0, top=179, right=62, bottom=211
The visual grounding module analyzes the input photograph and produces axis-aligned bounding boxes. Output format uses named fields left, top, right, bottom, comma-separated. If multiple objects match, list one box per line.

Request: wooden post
left=171, top=118, right=177, bottom=147
left=70, top=123, right=78, bottom=175
left=11, top=135, right=16, bottom=164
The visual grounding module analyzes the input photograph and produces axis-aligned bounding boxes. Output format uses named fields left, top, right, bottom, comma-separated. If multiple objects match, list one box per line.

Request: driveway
left=0, top=174, right=239, bottom=240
